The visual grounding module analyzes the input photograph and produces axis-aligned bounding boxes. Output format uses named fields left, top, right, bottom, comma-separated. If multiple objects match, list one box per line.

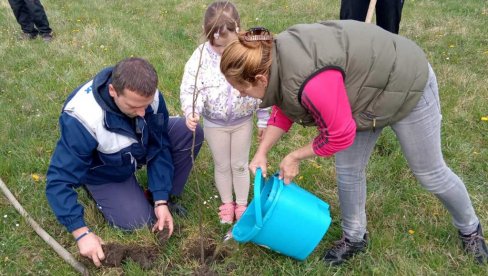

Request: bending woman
left=219, top=21, right=488, bottom=265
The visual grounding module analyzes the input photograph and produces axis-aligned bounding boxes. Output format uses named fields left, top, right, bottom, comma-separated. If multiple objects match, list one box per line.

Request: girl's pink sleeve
left=267, top=105, right=294, bottom=132
left=302, top=70, right=356, bottom=156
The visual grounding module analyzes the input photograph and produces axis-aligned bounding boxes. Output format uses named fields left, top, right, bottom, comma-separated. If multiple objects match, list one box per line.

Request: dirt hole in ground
left=182, top=235, right=234, bottom=275
left=101, top=243, right=159, bottom=269
left=183, top=237, right=232, bottom=276
left=156, top=227, right=171, bottom=246
left=184, top=236, right=232, bottom=264
left=96, top=227, right=172, bottom=269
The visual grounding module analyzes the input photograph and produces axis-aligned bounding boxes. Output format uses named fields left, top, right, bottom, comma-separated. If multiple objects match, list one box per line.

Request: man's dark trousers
left=8, top=0, right=52, bottom=36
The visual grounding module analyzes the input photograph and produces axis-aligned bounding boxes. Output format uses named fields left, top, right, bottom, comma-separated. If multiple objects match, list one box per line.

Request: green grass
left=1, top=0, right=487, bottom=274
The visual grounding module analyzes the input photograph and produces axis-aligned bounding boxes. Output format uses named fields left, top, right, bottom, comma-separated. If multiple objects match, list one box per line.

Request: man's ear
left=108, top=84, right=117, bottom=98
left=255, top=74, right=268, bottom=88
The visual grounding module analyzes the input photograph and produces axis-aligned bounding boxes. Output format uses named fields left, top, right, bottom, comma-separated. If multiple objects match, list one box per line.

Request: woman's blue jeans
left=335, top=65, right=479, bottom=241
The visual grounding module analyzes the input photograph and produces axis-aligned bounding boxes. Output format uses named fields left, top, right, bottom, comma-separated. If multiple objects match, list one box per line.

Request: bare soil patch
left=102, top=243, right=159, bottom=269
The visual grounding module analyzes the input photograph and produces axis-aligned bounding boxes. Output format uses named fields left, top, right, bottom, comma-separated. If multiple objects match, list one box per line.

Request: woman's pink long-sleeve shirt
left=267, top=69, right=356, bottom=156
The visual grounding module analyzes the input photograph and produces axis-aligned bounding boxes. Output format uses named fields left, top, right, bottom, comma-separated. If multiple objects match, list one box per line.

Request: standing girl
left=180, top=1, right=269, bottom=224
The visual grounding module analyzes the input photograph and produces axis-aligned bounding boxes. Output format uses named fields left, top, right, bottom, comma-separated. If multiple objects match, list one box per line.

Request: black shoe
left=459, top=224, right=488, bottom=264
left=168, top=196, right=188, bottom=217
left=41, top=32, right=53, bottom=42
left=20, top=32, right=37, bottom=40
left=323, top=233, right=368, bottom=265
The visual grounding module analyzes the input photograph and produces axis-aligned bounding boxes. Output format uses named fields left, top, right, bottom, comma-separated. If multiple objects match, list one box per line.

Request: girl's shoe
left=218, top=202, right=235, bottom=224
left=234, top=204, right=247, bottom=221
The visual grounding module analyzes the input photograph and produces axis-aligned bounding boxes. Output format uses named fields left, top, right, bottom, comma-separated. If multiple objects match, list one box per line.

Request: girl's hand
left=185, top=113, right=200, bottom=131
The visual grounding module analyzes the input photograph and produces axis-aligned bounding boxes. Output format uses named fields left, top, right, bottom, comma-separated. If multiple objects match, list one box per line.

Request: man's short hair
left=111, top=57, right=158, bottom=97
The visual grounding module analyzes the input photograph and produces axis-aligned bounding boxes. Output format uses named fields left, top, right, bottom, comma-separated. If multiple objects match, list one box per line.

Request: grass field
left=1, top=0, right=487, bottom=275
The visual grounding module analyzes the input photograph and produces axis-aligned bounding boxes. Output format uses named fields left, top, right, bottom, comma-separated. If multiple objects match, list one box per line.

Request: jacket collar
left=92, top=67, right=123, bottom=116
left=91, top=67, right=154, bottom=139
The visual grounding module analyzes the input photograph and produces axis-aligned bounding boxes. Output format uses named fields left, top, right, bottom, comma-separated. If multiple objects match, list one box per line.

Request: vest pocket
left=357, top=112, right=390, bottom=130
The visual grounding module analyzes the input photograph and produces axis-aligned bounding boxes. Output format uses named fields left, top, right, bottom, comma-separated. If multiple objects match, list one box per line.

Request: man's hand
left=185, top=113, right=200, bottom=132
left=152, top=202, right=174, bottom=236
left=73, top=227, right=105, bottom=267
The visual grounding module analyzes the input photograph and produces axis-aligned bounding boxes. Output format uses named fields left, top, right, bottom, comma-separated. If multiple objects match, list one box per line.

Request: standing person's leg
left=340, top=0, right=370, bottom=21
left=391, top=65, right=488, bottom=263
left=204, top=125, right=233, bottom=204
left=391, top=65, right=479, bottom=234
left=375, top=0, right=405, bottom=34
left=8, top=0, right=38, bottom=37
left=230, top=120, right=252, bottom=207
left=323, top=128, right=382, bottom=265
left=167, top=117, right=204, bottom=197
left=84, top=175, right=155, bottom=230
left=335, top=129, right=383, bottom=240
left=205, top=124, right=236, bottom=223
left=23, top=0, right=52, bottom=35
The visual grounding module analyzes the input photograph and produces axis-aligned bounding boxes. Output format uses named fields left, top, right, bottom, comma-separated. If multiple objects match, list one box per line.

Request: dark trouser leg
left=84, top=175, right=155, bottom=230
left=167, top=116, right=204, bottom=196
left=24, top=0, right=52, bottom=34
left=8, top=0, right=37, bottom=35
left=340, top=0, right=405, bottom=34
left=340, top=0, right=370, bottom=21
left=375, top=0, right=405, bottom=34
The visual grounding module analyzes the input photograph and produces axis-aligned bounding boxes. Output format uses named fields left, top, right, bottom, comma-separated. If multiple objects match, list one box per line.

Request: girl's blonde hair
left=204, top=1, right=240, bottom=45
left=220, top=29, right=273, bottom=86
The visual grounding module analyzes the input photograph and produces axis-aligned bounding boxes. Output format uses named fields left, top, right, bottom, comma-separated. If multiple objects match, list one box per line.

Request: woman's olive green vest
left=260, top=20, right=429, bottom=130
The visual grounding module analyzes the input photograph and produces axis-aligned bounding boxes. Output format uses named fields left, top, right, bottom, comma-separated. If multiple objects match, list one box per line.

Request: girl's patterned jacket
left=180, top=42, right=269, bottom=127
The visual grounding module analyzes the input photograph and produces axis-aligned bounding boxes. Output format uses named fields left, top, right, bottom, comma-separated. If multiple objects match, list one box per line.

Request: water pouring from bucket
left=230, top=168, right=332, bottom=260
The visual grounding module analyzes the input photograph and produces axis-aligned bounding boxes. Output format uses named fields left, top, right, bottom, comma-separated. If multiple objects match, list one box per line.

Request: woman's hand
left=279, top=153, right=301, bottom=184
left=250, top=125, right=286, bottom=177
left=279, top=144, right=316, bottom=184
left=257, top=127, right=266, bottom=143
left=249, top=153, right=268, bottom=177
left=185, top=113, right=200, bottom=132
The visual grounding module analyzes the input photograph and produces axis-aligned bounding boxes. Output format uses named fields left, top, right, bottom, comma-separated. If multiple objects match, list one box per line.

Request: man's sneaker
left=323, top=233, right=368, bottom=265
left=20, top=32, right=37, bottom=40
left=41, top=32, right=53, bottom=42
left=459, top=224, right=488, bottom=264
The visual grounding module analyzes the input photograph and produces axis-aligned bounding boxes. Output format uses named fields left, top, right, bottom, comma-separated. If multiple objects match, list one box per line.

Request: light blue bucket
left=232, top=168, right=332, bottom=260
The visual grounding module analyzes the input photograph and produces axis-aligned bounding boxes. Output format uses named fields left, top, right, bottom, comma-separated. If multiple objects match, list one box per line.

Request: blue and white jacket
left=46, top=67, right=174, bottom=232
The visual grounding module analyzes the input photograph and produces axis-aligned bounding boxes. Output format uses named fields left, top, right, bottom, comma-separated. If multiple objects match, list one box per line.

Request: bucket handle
left=254, top=168, right=264, bottom=228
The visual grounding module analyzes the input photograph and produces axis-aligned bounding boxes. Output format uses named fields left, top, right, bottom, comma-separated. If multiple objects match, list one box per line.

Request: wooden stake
left=0, top=178, right=89, bottom=275
left=365, top=0, right=378, bottom=23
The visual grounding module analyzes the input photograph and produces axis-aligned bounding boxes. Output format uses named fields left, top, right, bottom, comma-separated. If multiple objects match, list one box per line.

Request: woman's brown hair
left=220, top=28, right=273, bottom=86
